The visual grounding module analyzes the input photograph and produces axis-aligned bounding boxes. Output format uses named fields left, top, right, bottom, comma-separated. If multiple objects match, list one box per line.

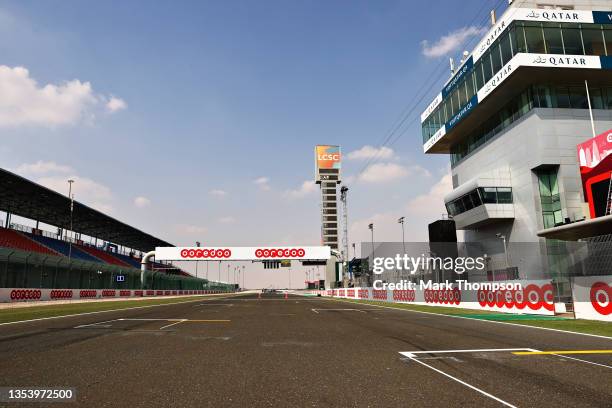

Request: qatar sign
left=155, top=246, right=331, bottom=261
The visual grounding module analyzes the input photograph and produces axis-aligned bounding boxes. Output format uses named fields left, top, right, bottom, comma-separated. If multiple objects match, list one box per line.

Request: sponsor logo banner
left=423, top=53, right=606, bottom=152
left=442, top=57, right=474, bottom=99
left=155, top=246, right=331, bottom=261
left=423, top=125, right=446, bottom=153
left=473, top=17, right=509, bottom=62
left=600, top=55, right=612, bottom=70
left=520, top=8, right=593, bottom=23
left=477, top=61, right=515, bottom=102
left=421, top=7, right=606, bottom=123
left=573, top=276, right=612, bottom=322
left=317, top=279, right=555, bottom=316
left=593, top=11, right=612, bottom=24
left=0, top=288, right=225, bottom=303
left=421, top=93, right=443, bottom=123
left=447, top=95, right=478, bottom=131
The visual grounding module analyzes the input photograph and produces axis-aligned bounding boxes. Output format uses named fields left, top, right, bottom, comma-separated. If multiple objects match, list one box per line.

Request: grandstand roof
left=0, top=168, right=173, bottom=251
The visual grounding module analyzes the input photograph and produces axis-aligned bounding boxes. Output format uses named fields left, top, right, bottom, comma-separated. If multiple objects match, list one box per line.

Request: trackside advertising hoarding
left=155, top=246, right=331, bottom=261
left=312, top=279, right=556, bottom=316
left=572, top=276, right=612, bottom=321
left=0, top=288, right=224, bottom=303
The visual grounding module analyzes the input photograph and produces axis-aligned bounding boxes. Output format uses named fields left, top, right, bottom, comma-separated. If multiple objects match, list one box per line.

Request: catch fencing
left=0, top=248, right=231, bottom=295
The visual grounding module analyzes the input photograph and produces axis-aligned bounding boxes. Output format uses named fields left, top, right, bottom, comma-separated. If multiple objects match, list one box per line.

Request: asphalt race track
left=0, top=292, right=611, bottom=407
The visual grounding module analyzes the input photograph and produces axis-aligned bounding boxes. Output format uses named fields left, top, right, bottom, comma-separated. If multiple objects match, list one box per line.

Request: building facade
left=421, top=2, right=612, bottom=300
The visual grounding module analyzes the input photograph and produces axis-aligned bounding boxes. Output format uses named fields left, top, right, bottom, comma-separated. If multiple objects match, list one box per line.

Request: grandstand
left=0, top=167, right=231, bottom=291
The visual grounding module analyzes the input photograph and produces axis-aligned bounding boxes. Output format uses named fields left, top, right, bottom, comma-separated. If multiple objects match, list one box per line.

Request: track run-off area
left=0, top=292, right=610, bottom=407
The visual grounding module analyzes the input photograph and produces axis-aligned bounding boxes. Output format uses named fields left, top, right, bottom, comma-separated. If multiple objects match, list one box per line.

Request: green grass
left=0, top=295, right=226, bottom=324
left=328, top=298, right=612, bottom=337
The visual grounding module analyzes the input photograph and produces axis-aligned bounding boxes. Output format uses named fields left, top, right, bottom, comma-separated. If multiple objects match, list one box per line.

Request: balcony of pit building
left=444, top=168, right=515, bottom=230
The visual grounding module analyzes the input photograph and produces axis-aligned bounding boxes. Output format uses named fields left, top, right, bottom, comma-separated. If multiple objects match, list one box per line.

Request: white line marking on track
left=194, top=303, right=234, bottom=307
left=550, top=353, right=612, bottom=370
left=311, top=308, right=366, bottom=314
left=0, top=294, right=245, bottom=327
left=399, top=348, right=537, bottom=358
left=117, top=318, right=187, bottom=321
left=405, top=355, right=518, bottom=408
left=159, top=319, right=187, bottom=330
left=323, top=297, right=612, bottom=340
left=74, top=319, right=120, bottom=328
left=417, top=357, right=463, bottom=362
left=231, top=299, right=313, bottom=301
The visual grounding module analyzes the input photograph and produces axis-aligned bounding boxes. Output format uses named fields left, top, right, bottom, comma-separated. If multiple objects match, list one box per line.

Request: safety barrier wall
left=572, top=275, right=612, bottom=322
left=0, top=288, right=231, bottom=303
left=314, top=280, right=556, bottom=316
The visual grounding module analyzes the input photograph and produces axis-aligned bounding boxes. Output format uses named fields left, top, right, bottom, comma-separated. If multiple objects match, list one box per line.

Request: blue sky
left=0, top=0, right=507, bottom=286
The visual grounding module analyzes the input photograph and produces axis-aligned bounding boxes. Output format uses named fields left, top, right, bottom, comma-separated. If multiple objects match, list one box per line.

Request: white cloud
left=0, top=65, right=124, bottom=128
left=254, top=176, right=271, bottom=191
left=285, top=180, right=317, bottom=199
left=358, top=163, right=429, bottom=183
left=209, top=189, right=228, bottom=197
left=218, top=216, right=236, bottom=224
left=133, top=196, right=151, bottom=208
left=175, top=224, right=207, bottom=235
left=406, top=172, right=452, bottom=219
left=106, top=96, right=127, bottom=113
left=14, top=160, right=73, bottom=176
left=12, top=160, right=115, bottom=213
left=37, top=175, right=114, bottom=214
left=347, top=145, right=395, bottom=161
left=421, top=26, right=486, bottom=58
left=348, top=171, right=453, bottom=246
left=12, top=159, right=118, bottom=213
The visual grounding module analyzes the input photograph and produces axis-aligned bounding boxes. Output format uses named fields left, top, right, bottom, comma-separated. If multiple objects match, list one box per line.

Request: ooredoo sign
left=155, top=246, right=331, bottom=261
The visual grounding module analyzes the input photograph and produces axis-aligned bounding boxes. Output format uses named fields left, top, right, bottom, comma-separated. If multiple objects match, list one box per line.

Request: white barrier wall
left=0, top=288, right=226, bottom=303
left=316, top=280, right=555, bottom=316
left=572, top=276, right=612, bottom=322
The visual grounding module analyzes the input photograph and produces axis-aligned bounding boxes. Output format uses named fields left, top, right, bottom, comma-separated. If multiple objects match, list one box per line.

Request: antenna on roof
left=490, top=9, right=497, bottom=26
left=449, top=57, right=455, bottom=75
left=459, top=50, right=469, bottom=65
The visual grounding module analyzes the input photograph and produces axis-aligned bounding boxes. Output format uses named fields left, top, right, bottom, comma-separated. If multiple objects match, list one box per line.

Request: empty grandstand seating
left=0, top=226, right=186, bottom=275
left=0, top=228, right=58, bottom=256
left=112, top=252, right=143, bottom=268
left=76, top=245, right=131, bottom=267
left=26, top=233, right=103, bottom=263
